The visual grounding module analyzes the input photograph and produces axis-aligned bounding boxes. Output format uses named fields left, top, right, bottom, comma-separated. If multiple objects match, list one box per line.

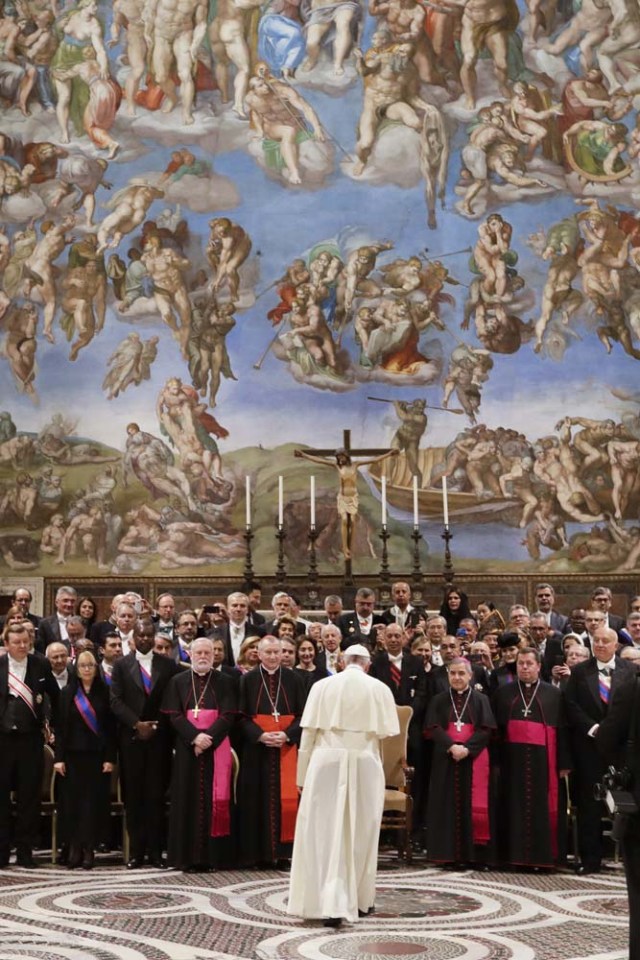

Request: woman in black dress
left=53, top=651, right=116, bottom=869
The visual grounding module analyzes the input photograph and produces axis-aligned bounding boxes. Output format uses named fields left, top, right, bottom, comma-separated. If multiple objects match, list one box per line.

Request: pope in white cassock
left=287, top=644, right=400, bottom=926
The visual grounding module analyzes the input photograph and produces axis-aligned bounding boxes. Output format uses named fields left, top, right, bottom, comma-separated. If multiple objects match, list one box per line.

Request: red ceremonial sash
left=506, top=718, right=559, bottom=859
left=254, top=713, right=298, bottom=842
left=74, top=687, right=100, bottom=736
left=187, top=707, right=232, bottom=838
left=139, top=664, right=152, bottom=695
left=446, top=722, right=490, bottom=845
left=8, top=671, right=36, bottom=716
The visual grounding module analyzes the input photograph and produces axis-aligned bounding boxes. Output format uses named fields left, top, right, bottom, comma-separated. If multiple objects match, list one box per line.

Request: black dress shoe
left=68, top=844, right=82, bottom=870
left=358, top=906, right=375, bottom=917
left=16, top=847, right=35, bottom=868
left=148, top=857, right=167, bottom=869
left=322, top=918, right=342, bottom=927
left=126, top=857, right=144, bottom=869
left=576, top=864, right=601, bottom=875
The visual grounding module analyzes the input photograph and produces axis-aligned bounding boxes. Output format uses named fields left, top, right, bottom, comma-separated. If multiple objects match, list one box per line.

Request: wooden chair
left=380, top=705, right=414, bottom=863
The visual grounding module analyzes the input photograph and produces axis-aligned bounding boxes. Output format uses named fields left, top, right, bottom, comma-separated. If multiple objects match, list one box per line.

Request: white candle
left=381, top=474, right=387, bottom=527
left=245, top=475, right=251, bottom=527
left=413, top=475, right=419, bottom=527
left=310, top=475, right=316, bottom=529
left=442, top=476, right=449, bottom=528
left=278, top=476, right=284, bottom=527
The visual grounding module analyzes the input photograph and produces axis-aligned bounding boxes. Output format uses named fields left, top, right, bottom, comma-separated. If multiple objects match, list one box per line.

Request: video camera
left=594, top=765, right=638, bottom=841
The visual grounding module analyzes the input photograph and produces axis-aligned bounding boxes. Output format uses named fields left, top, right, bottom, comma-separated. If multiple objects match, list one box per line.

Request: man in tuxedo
left=369, top=623, right=424, bottom=707
left=321, top=595, right=343, bottom=625
left=534, top=582, right=569, bottom=633
left=220, top=591, right=259, bottom=664
left=0, top=623, right=60, bottom=867
left=244, top=581, right=266, bottom=628
left=580, top=609, right=606, bottom=653
left=591, top=586, right=625, bottom=633
left=153, top=593, right=177, bottom=642
left=110, top=617, right=180, bottom=868
left=99, top=632, right=123, bottom=685
left=597, top=670, right=640, bottom=960
left=260, top=592, right=306, bottom=638
left=380, top=581, right=424, bottom=631
left=0, top=587, right=41, bottom=636
left=565, top=625, right=635, bottom=874
left=37, top=585, right=77, bottom=651
left=337, top=587, right=384, bottom=650
left=46, top=642, right=71, bottom=690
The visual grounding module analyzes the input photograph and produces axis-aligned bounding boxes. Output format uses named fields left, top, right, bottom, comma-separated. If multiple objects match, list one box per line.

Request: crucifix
left=273, top=708, right=280, bottom=723
left=193, top=704, right=199, bottom=719
left=295, top=428, right=397, bottom=581
left=454, top=718, right=463, bottom=733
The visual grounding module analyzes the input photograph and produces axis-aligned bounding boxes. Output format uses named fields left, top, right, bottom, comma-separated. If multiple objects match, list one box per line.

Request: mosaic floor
left=0, top=854, right=630, bottom=960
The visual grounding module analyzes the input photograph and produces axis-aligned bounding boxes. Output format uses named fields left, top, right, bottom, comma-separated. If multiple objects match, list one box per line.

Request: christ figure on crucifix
left=294, top=447, right=398, bottom=559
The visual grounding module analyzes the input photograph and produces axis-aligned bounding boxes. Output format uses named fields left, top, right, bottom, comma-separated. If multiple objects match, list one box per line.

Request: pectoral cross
left=193, top=704, right=199, bottom=719
left=273, top=709, right=280, bottom=723
left=454, top=719, right=463, bottom=732
left=522, top=706, right=530, bottom=718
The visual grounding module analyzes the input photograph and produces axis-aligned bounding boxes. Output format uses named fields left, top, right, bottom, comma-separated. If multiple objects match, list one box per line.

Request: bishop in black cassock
left=237, top=638, right=304, bottom=867
left=162, top=638, right=237, bottom=871
left=493, top=649, right=571, bottom=869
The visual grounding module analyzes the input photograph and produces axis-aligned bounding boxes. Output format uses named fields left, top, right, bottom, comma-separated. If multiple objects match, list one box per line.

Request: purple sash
left=139, top=664, right=152, bottom=695
left=187, top=707, right=232, bottom=837
left=74, top=687, right=99, bottom=736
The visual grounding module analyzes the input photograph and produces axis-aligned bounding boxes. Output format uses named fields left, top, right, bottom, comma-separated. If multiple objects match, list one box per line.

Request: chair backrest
left=381, top=705, right=412, bottom=788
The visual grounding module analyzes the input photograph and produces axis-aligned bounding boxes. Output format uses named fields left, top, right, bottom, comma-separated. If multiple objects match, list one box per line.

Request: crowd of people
left=0, top=578, right=639, bottom=884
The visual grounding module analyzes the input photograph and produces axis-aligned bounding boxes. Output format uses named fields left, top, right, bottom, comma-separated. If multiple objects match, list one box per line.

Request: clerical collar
left=192, top=666, right=211, bottom=677
left=260, top=665, right=280, bottom=676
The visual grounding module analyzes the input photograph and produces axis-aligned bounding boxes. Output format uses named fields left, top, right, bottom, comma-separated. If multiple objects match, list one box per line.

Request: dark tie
left=390, top=662, right=401, bottom=687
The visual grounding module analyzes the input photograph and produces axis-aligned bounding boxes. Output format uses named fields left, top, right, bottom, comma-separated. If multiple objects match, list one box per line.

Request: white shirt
left=388, top=652, right=403, bottom=668
left=390, top=604, right=413, bottom=628
left=119, top=631, right=133, bottom=656
left=54, top=668, right=69, bottom=690
left=7, top=655, right=27, bottom=686
left=57, top=614, right=69, bottom=642
left=230, top=620, right=248, bottom=660
left=357, top=615, right=373, bottom=635
left=136, top=649, right=154, bottom=670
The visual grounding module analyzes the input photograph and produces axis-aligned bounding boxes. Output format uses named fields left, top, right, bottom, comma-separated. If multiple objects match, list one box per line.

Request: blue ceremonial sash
left=139, top=663, right=152, bottom=694
left=74, top=687, right=100, bottom=736
left=178, top=644, right=190, bottom=662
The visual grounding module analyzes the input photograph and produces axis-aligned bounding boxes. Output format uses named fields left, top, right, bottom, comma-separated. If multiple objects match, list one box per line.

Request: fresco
left=2, top=0, right=640, bottom=578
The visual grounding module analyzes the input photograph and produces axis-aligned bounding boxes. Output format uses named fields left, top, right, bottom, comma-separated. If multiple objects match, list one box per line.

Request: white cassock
left=287, top=664, right=399, bottom=922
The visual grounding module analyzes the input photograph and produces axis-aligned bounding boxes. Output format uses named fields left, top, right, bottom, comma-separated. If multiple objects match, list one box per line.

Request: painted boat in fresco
left=368, top=449, right=520, bottom=524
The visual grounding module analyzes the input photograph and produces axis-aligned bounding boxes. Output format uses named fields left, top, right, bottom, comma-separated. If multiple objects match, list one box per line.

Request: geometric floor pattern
left=0, top=855, right=630, bottom=960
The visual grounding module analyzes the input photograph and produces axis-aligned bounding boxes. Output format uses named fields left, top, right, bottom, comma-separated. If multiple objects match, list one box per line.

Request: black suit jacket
left=37, top=615, right=65, bottom=651
left=369, top=651, right=425, bottom=706
left=565, top=655, right=635, bottom=779
left=218, top=621, right=261, bottom=666
left=608, top=613, right=625, bottom=634
left=430, top=662, right=490, bottom=697
left=548, top=610, right=569, bottom=633
left=337, top=612, right=385, bottom=649
left=597, top=672, right=640, bottom=805
left=110, top=652, right=180, bottom=730
left=0, top=653, right=60, bottom=729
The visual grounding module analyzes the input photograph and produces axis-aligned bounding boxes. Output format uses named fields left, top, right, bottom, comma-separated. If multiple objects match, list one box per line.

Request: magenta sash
left=446, top=722, right=490, bottom=845
left=506, top=719, right=558, bottom=859
left=187, top=707, right=232, bottom=838
left=74, top=687, right=100, bottom=736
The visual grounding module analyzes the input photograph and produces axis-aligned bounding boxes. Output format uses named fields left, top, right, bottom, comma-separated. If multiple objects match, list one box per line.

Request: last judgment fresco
left=3, top=0, right=640, bottom=576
